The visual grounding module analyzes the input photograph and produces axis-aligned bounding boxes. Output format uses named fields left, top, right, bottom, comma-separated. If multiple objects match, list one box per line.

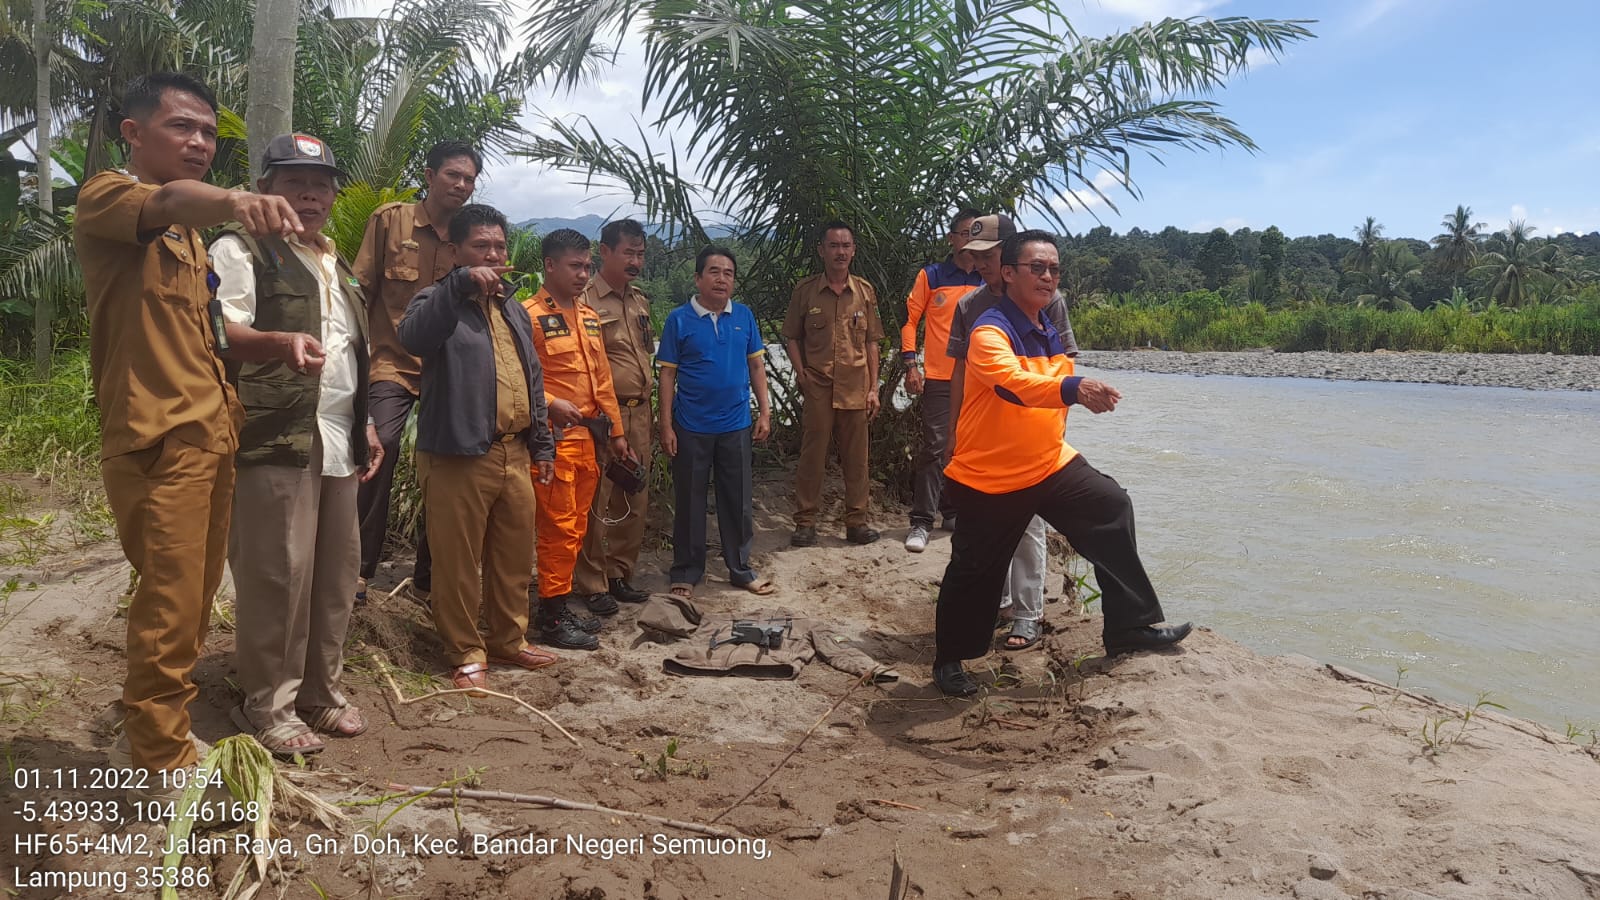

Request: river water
left=1067, top=368, right=1600, bottom=731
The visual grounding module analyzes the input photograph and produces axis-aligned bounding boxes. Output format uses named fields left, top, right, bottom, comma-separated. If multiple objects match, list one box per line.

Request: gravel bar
left=1075, top=349, right=1600, bottom=392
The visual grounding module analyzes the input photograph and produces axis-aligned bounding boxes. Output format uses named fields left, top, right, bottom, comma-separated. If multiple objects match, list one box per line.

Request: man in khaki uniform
left=352, top=140, right=483, bottom=605
left=75, top=73, right=301, bottom=779
left=782, top=219, right=885, bottom=547
left=574, top=218, right=655, bottom=611
left=211, top=133, right=382, bottom=757
left=397, top=205, right=557, bottom=695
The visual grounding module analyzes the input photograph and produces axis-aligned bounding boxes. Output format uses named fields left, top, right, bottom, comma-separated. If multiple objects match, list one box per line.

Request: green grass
left=0, top=349, right=111, bottom=560
left=1074, top=293, right=1600, bottom=355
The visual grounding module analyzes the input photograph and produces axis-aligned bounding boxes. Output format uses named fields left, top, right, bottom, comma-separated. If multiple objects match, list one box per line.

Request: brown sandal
left=489, top=646, right=559, bottom=671
left=298, top=705, right=368, bottom=737
left=450, top=662, right=489, bottom=697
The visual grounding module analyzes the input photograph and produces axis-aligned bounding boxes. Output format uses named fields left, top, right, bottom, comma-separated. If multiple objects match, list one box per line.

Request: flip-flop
left=229, top=705, right=325, bottom=759
left=736, top=578, right=776, bottom=596
left=1001, top=618, right=1043, bottom=651
left=298, top=705, right=368, bottom=738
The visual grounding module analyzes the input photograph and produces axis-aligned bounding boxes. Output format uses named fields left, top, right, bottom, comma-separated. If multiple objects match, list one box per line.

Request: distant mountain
left=514, top=215, right=737, bottom=240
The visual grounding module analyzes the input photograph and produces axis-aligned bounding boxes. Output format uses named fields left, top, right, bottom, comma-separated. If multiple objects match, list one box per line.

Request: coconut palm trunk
left=32, top=0, right=52, bottom=377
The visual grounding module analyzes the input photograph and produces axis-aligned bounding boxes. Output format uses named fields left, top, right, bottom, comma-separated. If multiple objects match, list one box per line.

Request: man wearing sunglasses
left=931, top=229, right=1191, bottom=697
left=944, top=213, right=1077, bottom=652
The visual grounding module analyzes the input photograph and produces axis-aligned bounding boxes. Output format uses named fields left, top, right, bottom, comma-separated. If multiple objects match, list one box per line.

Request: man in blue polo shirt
left=657, top=245, right=775, bottom=598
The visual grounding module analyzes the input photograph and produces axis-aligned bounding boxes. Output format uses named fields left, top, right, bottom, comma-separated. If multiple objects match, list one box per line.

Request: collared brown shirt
left=581, top=273, right=655, bottom=403
left=484, top=294, right=533, bottom=436
left=354, top=201, right=455, bottom=393
left=781, top=273, right=885, bottom=410
left=74, top=170, right=242, bottom=459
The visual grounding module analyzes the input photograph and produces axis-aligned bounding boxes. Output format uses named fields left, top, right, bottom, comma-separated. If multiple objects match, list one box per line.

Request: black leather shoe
left=609, top=578, right=649, bottom=604
left=1104, top=622, right=1193, bottom=656
left=584, top=591, right=620, bottom=616
left=845, top=526, right=881, bottom=545
left=537, top=606, right=600, bottom=651
left=933, top=661, right=979, bottom=697
left=791, top=526, right=818, bottom=547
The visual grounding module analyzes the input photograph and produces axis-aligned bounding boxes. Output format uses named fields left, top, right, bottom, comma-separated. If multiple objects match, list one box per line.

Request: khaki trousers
left=574, top=402, right=651, bottom=594
left=532, top=438, right=600, bottom=598
left=229, top=436, right=359, bottom=730
left=793, top=383, right=871, bottom=528
left=102, top=437, right=234, bottom=771
left=420, top=441, right=535, bottom=667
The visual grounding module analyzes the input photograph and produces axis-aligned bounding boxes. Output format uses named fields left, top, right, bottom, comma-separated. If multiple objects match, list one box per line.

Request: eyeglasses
left=1017, top=262, right=1061, bottom=279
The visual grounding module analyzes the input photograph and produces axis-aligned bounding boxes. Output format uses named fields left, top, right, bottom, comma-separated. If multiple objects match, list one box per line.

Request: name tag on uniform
left=583, top=317, right=602, bottom=336
left=538, top=315, right=571, bottom=338
left=808, top=307, right=822, bottom=315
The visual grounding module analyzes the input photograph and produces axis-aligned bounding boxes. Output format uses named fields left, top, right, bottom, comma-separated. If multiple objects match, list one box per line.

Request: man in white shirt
left=209, top=133, right=382, bottom=758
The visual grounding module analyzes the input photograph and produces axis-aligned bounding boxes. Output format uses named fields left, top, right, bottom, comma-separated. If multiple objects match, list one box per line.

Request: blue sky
left=477, top=0, right=1600, bottom=241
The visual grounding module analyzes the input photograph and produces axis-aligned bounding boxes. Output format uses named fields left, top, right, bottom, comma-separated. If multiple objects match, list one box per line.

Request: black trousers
left=909, top=379, right=957, bottom=528
left=355, top=380, right=432, bottom=587
left=669, top=426, right=756, bottom=587
left=935, top=455, right=1165, bottom=663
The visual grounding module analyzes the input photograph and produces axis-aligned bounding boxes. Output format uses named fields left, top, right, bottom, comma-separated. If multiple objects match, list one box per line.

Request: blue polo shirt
left=657, top=298, right=765, bottom=435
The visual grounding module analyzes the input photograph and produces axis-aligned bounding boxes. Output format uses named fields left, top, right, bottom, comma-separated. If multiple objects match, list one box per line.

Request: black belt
left=618, top=397, right=647, bottom=408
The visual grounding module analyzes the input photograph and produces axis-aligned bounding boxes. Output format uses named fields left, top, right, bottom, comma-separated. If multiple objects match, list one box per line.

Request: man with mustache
left=353, top=140, right=484, bottom=607
left=574, top=218, right=656, bottom=613
left=75, top=72, right=301, bottom=792
left=209, top=133, right=382, bottom=757
left=397, top=204, right=558, bottom=694
left=782, top=220, right=885, bottom=549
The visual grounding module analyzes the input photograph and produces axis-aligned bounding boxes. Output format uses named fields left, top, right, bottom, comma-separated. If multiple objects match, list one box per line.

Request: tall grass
left=1074, top=294, right=1600, bottom=354
left=0, top=349, right=110, bottom=551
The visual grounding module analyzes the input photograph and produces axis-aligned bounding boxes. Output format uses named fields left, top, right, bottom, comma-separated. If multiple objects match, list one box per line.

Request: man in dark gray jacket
left=397, top=204, right=557, bottom=695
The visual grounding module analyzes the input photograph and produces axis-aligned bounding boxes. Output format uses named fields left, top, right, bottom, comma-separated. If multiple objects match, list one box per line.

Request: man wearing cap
left=523, top=228, right=633, bottom=649
left=353, top=140, right=485, bottom=607
left=210, top=133, right=381, bottom=756
left=398, top=204, right=558, bottom=695
left=900, top=208, right=985, bottom=553
left=782, top=219, right=885, bottom=547
left=946, top=213, right=1079, bottom=652
left=574, top=218, right=656, bottom=611
left=75, top=72, right=302, bottom=784
left=933, top=229, right=1191, bottom=697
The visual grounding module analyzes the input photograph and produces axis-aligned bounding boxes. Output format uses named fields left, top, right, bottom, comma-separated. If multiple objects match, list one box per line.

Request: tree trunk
left=246, top=0, right=300, bottom=179
left=32, top=0, right=53, bottom=378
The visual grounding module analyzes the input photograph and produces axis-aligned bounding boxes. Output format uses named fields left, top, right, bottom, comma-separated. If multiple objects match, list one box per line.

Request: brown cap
left=261, top=132, right=345, bottom=178
left=963, top=213, right=1016, bottom=252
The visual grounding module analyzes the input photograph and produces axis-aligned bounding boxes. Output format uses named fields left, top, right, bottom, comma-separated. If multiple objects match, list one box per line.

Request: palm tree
left=1431, top=204, right=1484, bottom=291
left=517, top=3, right=1315, bottom=323
left=1355, top=241, right=1420, bottom=310
left=1472, top=221, right=1558, bottom=308
left=1346, top=216, right=1384, bottom=275
left=246, top=0, right=300, bottom=177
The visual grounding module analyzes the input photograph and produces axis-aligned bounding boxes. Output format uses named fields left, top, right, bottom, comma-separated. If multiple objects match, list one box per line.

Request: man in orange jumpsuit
left=523, top=228, right=633, bottom=650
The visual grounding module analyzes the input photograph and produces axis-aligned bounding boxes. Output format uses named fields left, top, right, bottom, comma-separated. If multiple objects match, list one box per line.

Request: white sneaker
left=905, top=525, right=930, bottom=553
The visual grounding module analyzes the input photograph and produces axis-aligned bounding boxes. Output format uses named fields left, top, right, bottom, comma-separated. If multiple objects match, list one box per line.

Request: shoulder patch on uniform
left=538, top=315, right=572, bottom=338
left=583, top=317, right=601, bottom=336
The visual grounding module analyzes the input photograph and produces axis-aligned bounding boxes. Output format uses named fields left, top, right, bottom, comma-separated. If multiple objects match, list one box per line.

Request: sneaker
left=904, top=525, right=930, bottom=553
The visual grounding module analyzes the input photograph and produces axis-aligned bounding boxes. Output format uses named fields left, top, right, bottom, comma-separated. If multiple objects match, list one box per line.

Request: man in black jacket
left=397, top=204, right=556, bottom=695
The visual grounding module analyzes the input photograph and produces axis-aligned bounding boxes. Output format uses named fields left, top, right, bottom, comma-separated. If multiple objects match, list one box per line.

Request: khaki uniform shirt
left=74, top=170, right=242, bottom=459
left=581, top=273, right=654, bottom=403
left=781, top=273, right=885, bottom=410
left=485, top=294, right=533, bottom=436
left=353, top=201, right=455, bottom=394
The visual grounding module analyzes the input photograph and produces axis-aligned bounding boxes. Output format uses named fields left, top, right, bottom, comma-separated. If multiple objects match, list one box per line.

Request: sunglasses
left=1011, top=261, right=1061, bottom=278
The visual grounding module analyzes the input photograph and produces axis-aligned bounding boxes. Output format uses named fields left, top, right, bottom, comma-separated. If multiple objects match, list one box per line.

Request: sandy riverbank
left=1076, top=349, right=1600, bottom=391
left=2, top=477, right=1598, bottom=899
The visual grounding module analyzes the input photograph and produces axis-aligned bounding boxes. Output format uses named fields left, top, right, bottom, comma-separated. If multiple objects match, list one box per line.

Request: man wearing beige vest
left=211, top=133, right=382, bottom=757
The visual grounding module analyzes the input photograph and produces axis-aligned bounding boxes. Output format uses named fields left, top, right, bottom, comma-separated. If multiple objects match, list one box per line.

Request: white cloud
left=1088, top=0, right=1227, bottom=21
left=1496, top=203, right=1600, bottom=237
left=1189, top=216, right=1250, bottom=232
